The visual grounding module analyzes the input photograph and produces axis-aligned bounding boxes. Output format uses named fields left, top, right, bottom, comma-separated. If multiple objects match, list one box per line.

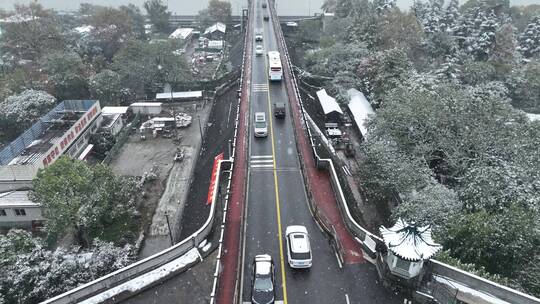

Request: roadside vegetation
left=290, top=0, right=540, bottom=297
left=0, top=1, right=191, bottom=303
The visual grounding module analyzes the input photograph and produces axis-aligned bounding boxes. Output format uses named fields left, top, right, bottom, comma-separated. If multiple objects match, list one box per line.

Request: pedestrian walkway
left=250, top=155, right=274, bottom=169
left=279, top=46, right=364, bottom=265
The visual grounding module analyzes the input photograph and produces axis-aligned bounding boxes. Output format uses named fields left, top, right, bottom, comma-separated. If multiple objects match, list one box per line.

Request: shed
left=204, top=22, right=226, bottom=40
left=130, top=102, right=162, bottom=115
left=347, top=89, right=374, bottom=139
left=155, top=91, right=203, bottom=102
left=101, top=106, right=129, bottom=115
left=169, top=27, right=194, bottom=40
left=207, top=40, right=224, bottom=50
left=380, top=219, right=442, bottom=279
left=100, top=113, right=124, bottom=136
left=0, top=191, right=43, bottom=229
left=316, top=89, right=343, bottom=123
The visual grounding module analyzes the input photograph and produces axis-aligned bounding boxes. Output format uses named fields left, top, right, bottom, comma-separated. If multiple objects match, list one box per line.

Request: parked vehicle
left=254, top=112, right=268, bottom=138
left=285, top=225, right=312, bottom=269
left=251, top=254, right=275, bottom=304
left=273, top=102, right=285, bottom=118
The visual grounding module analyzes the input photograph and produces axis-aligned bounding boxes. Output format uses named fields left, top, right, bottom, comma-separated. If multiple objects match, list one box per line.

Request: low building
left=316, top=89, right=343, bottom=123
left=204, top=22, right=226, bottom=40
left=0, top=100, right=101, bottom=192
left=207, top=40, right=224, bottom=51
left=347, top=88, right=375, bottom=140
left=100, top=106, right=129, bottom=136
left=130, top=102, right=162, bottom=115
left=155, top=91, right=203, bottom=102
left=169, top=27, right=194, bottom=41
left=0, top=190, right=44, bottom=230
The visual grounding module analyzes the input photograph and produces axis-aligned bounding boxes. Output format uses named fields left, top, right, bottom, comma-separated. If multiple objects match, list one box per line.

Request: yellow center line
left=265, top=54, right=288, bottom=304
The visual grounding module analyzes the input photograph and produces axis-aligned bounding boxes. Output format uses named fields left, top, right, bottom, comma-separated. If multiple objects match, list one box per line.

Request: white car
left=285, top=225, right=312, bottom=269
left=255, top=45, right=264, bottom=56
left=254, top=112, right=268, bottom=138
left=255, top=33, right=263, bottom=42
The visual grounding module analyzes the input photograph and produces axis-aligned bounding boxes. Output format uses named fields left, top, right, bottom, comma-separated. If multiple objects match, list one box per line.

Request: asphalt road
left=240, top=1, right=404, bottom=304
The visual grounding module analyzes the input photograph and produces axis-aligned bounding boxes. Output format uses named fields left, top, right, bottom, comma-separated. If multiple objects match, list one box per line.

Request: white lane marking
left=251, top=164, right=274, bottom=168
left=252, top=83, right=269, bottom=92
left=251, top=155, right=273, bottom=159
left=251, top=159, right=273, bottom=163
left=345, top=294, right=350, bottom=304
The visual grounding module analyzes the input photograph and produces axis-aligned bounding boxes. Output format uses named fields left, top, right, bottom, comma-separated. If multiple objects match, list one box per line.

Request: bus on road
left=267, top=51, right=283, bottom=81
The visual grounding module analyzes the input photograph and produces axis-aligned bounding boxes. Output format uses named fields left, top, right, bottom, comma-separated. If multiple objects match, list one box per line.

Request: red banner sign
left=206, top=152, right=224, bottom=205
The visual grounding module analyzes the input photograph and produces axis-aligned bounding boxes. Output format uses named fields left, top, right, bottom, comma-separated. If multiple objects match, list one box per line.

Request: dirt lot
left=110, top=102, right=212, bottom=258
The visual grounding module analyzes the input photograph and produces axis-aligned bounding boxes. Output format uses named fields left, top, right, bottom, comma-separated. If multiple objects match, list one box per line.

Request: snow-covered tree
left=517, top=16, right=540, bottom=59
left=89, top=69, right=123, bottom=106
left=31, top=157, right=138, bottom=246
left=41, top=51, right=88, bottom=100
left=0, top=234, right=135, bottom=304
left=0, top=89, right=56, bottom=138
left=491, top=22, right=519, bottom=64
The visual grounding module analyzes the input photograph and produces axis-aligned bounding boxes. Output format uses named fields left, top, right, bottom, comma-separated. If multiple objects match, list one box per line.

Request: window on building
left=0, top=209, right=6, bottom=216
left=14, top=209, right=26, bottom=216
left=395, top=257, right=410, bottom=272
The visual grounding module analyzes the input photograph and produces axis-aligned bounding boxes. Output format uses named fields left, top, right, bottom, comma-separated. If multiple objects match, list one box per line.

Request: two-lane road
left=239, top=1, right=404, bottom=303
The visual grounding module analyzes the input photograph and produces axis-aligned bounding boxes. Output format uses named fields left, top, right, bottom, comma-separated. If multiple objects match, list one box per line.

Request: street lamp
left=164, top=211, right=174, bottom=246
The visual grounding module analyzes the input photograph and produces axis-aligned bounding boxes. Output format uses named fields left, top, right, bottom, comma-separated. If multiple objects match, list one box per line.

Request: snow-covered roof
left=102, top=106, right=129, bottom=115
left=74, top=25, right=94, bottom=34
left=204, top=22, right=226, bottom=35
left=0, top=15, right=39, bottom=23
left=526, top=113, right=540, bottom=122
left=207, top=40, right=224, bottom=48
left=0, top=191, right=38, bottom=207
left=316, top=89, right=343, bottom=116
left=380, top=218, right=442, bottom=261
left=169, top=27, right=193, bottom=39
left=131, top=102, right=162, bottom=107
left=347, top=88, right=374, bottom=137
left=155, top=91, right=203, bottom=100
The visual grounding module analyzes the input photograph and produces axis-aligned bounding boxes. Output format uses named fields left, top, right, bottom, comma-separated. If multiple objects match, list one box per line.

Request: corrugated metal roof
left=0, top=191, right=38, bottom=207
left=347, top=88, right=374, bottom=137
left=204, top=22, right=226, bottom=35
left=316, top=89, right=343, bottom=115
left=380, top=218, right=442, bottom=261
left=156, top=91, right=203, bottom=100
left=102, top=106, right=129, bottom=115
left=169, top=27, right=193, bottom=39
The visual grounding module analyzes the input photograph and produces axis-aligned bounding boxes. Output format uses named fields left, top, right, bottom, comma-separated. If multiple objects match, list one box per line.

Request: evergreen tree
left=517, top=16, right=540, bottom=59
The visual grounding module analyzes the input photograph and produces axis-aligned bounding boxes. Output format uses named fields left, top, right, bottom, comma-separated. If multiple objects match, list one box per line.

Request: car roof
left=256, top=45, right=263, bottom=49
left=286, top=225, right=308, bottom=235
left=289, top=233, right=310, bottom=253
left=254, top=254, right=273, bottom=275
left=255, top=112, right=265, bottom=120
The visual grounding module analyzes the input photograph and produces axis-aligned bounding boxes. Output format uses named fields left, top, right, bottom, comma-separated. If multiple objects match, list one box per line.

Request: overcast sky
left=0, top=0, right=538, bottom=16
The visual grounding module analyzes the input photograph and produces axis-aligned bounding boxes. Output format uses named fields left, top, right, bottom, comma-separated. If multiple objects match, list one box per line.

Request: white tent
left=347, top=88, right=374, bottom=138
left=316, top=89, right=342, bottom=115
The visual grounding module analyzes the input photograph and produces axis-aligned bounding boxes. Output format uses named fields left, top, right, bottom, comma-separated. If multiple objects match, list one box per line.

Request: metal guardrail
left=42, top=146, right=227, bottom=304
left=208, top=1, right=251, bottom=303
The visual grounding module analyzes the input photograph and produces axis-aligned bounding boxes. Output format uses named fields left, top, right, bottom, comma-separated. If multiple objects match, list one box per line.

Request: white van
left=254, top=112, right=268, bottom=138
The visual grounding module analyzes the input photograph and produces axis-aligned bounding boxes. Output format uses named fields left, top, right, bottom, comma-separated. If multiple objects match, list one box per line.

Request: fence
left=101, top=114, right=141, bottom=165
